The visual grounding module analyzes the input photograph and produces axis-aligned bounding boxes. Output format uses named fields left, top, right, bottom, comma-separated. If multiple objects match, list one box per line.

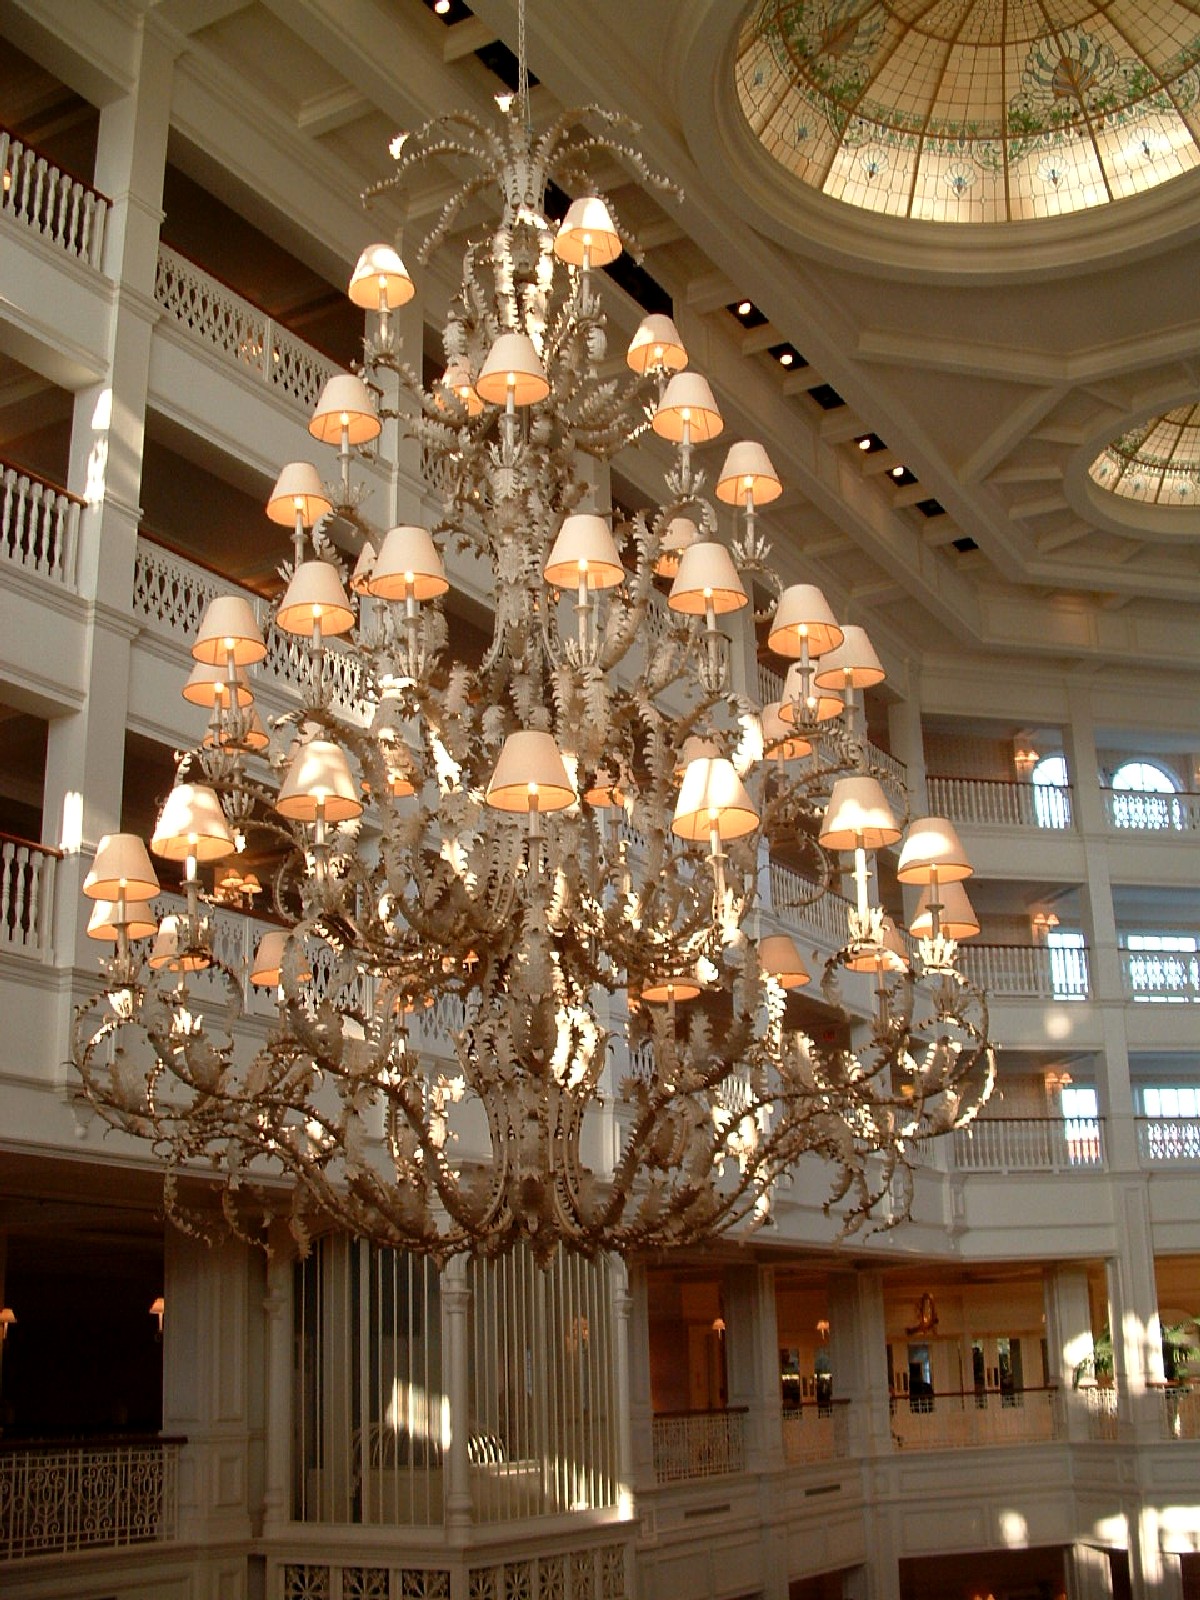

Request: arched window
left=1110, top=760, right=1180, bottom=830
left=1031, top=754, right=1070, bottom=829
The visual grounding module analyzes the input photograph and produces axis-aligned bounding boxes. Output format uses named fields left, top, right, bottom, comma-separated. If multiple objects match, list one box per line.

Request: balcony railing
left=955, top=942, right=1091, bottom=1000
left=951, top=1115, right=1105, bottom=1173
left=1102, top=787, right=1200, bottom=834
left=0, top=834, right=58, bottom=960
left=1122, top=948, right=1200, bottom=1004
left=768, top=859, right=852, bottom=950
left=1162, top=1387, right=1200, bottom=1439
left=0, top=1436, right=180, bottom=1560
left=0, top=124, right=108, bottom=268
left=1136, top=1116, right=1200, bottom=1165
left=1, top=462, right=81, bottom=588
left=755, top=663, right=905, bottom=796
left=651, top=1408, right=746, bottom=1483
left=1081, top=1385, right=1119, bottom=1441
left=781, top=1401, right=850, bottom=1464
left=133, top=533, right=365, bottom=717
left=927, top=775, right=1074, bottom=830
left=155, top=243, right=339, bottom=413
left=889, top=1388, right=1063, bottom=1452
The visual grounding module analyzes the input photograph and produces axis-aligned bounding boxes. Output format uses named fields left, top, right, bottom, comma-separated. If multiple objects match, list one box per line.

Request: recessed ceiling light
left=892, top=464, right=905, bottom=478
left=779, top=350, right=794, bottom=366
left=737, top=299, right=753, bottom=316
left=857, top=436, right=872, bottom=451
left=434, top=0, right=451, bottom=11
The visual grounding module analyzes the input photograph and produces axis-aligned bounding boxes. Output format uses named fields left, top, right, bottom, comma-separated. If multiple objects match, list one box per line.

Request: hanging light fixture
left=69, top=5, right=994, bottom=1263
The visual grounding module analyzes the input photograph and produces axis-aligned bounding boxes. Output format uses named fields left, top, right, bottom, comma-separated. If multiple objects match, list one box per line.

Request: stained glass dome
left=735, top=0, right=1200, bottom=222
left=1090, top=406, right=1200, bottom=505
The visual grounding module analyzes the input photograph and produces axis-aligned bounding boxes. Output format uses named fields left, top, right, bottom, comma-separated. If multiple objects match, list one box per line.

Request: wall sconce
left=816, top=1319, right=830, bottom=1341
left=1013, top=734, right=1039, bottom=779
left=1045, top=1069, right=1073, bottom=1095
left=0, top=1307, right=14, bottom=1341
left=149, top=1295, right=165, bottom=1337
left=711, top=1315, right=726, bottom=1338
left=1031, top=910, right=1059, bottom=941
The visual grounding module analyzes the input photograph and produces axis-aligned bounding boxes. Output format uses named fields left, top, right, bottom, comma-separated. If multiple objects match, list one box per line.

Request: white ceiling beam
left=296, top=84, right=371, bottom=136
left=958, top=386, right=1069, bottom=486
left=442, top=17, right=498, bottom=62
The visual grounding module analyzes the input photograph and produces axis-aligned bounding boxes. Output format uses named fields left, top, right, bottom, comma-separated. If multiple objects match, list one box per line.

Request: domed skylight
left=735, top=0, right=1200, bottom=222
left=1090, top=406, right=1200, bottom=505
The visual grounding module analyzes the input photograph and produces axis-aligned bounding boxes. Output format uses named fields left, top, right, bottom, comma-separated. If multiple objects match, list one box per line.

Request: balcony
left=889, top=1388, right=1063, bottom=1452
left=1122, top=947, right=1200, bottom=1004
left=927, top=775, right=1074, bottom=831
left=0, top=1436, right=180, bottom=1561
left=781, top=1401, right=849, bottom=1465
left=651, top=1408, right=746, bottom=1483
left=0, top=124, right=108, bottom=270
left=1102, top=787, right=1200, bottom=834
left=956, top=942, right=1090, bottom=1001
left=1, top=463, right=81, bottom=590
left=951, top=1116, right=1105, bottom=1173
left=0, top=834, right=57, bottom=961
left=1136, top=1116, right=1200, bottom=1166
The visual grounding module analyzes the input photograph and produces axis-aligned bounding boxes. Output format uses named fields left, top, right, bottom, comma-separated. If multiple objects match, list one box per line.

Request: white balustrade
left=768, top=859, right=849, bottom=948
left=1103, top=787, right=1200, bottom=833
left=1137, top=1117, right=1200, bottom=1165
left=1081, top=1386, right=1118, bottom=1442
left=927, top=774, right=1074, bottom=830
left=0, top=126, right=108, bottom=267
left=133, top=534, right=365, bottom=716
left=0, top=1438, right=179, bottom=1558
left=956, top=942, right=1090, bottom=1000
left=155, top=244, right=338, bottom=413
left=890, top=1388, right=1062, bottom=1452
left=1, top=463, right=81, bottom=586
left=651, top=1408, right=746, bottom=1483
left=0, top=835, right=57, bottom=959
left=781, top=1403, right=849, bottom=1464
left=1122, top=947, right=1200, bottom=1003
left=1163, top=1387, right=1200, bottom=1439
left=951, top=1116, right=1105, bottom=1173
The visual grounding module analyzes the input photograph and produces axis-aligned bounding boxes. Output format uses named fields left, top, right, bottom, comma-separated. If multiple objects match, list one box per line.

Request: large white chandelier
left=71, top=30, right=994, bottom=1262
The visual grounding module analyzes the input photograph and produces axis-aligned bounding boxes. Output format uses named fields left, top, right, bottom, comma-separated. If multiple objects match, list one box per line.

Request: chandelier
left=71, top=24, right=994, bottom=1263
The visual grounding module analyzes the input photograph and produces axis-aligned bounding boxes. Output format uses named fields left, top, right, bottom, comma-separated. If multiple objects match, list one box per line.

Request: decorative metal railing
left=951, top=1115, right=1105, bottom=1173
left=781, top=1401, right=850, bottom=1464
left=767, top=859, right=850, bottom=949
left=0, top=462, right=81, bottom=587
left=1136, top=1117, right=1200, bottom=1165
left=133, top=534, right=365, bottom=717
left=956, top=942, right=1090, bottom=1000
left=0, top=125, right=108, bottom=267
left=889, top=1388, right=1063, bottom=1451
left=1162, top=1387, right=1200, bottom=1439
left=1081, top=1386, right=1119, bottom=1441
left=0, top=834, right=57, bottom=960
left=1102, top=787, right=1200, bottom=833
left=154, top=243, right=339, bottom=413
left=651, top=1407, right=746, bottom=1483
left=927, top=775, right=1074, bottom=830
left=1122, top=947, right=1200, bottom=1003
left=0, top=1437, right=180, bottom=1559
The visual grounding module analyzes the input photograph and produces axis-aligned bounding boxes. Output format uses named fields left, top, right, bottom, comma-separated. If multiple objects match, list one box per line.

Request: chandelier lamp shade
left=69, top=49, right=994, bottom=1262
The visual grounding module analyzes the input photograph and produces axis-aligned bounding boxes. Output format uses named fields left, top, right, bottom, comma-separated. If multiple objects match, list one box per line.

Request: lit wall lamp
left=0, top=1307, right=14, bottom=1341
left=1045, top=1069, right=1073, bottom=1095
left=1014, top=735, right=1039, bottom=779
left=149, top=1296, right=165, bottom=1337
left=1031, top=910, right=1060, bottom=941
left=711, top=1316, right=726, bottom=1339
left=816, top=1319, right=831, bottom=1341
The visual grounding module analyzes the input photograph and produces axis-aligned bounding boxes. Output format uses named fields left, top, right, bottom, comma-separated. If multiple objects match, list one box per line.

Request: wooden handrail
left=0, top=456, right=84, bottom=507
left=0, top=831, right=63, bottom=859
left=0, top=119, right=110, bottom=203
left=0, top=1432, right=187, bottom=1453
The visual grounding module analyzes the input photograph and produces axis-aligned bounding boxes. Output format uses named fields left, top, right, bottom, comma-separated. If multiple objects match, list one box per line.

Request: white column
left=1108, top=1182, right=1166, bottom=1441
left=625, top=1262, right=656, bottom=1493
left=442, top=1254, right=472, bottom=1532
left=611, top=1255, right=635, bottom=1517
left=723, top=1263, right=784, bottom=1473
left=828, top=1269, right=892, bottom=1460
left=1067, top=1545, right=1116, bottom=1600
left=1043, top=1264, right=1095, bottom=1441
left=262, top=1239, right=294, bottom=1534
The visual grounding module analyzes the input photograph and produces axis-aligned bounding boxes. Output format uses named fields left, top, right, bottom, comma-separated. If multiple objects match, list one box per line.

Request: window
left=1031, top=754, right=1070, bottom=829
left=1060, top=1085, right=1101, bottom=1165
left=1047, top=929, right=1088, bottom=1000
left=1110, top=760, right=1180, bottom=830
left=1125, top=933, right=1199, bottom=1003
left=1139, top=1085, right=1200, bottom=1160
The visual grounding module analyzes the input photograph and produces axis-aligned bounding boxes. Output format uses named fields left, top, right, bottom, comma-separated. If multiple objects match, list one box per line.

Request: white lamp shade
left=276, top=738, right=363, bottom=823
left=758, top=933, right=810, bottom=988
left=761, top=701, right=813, bottom=761
left=442, top=359, right=484, bottom=416
left=266, top=462, right=332, bottom=529
left=192, top=595, right=267, bottom=667
left=668, top=541, right=748, bottom=616
left=251, top=929, right=314, bottom=987
left=348, top=242, right=415, bottom=310
left=476, top=333, right=549, bottom=407
left=367, top=525, right=449, bottom=602
left=149, top=913, right=210, bottom=973
left=87, top=898, right=158, bottom=942
left=778, top=662, right=844, bottom=725
left=626, top=314, right=687, bottom=376
left=674, top=735, right=721, bottom=777
left=819, top=776, right=901, bottom=852
left=309, top=373, right=381, bottom=446
left=652, top=372, right=723, bottom=443
left=813, top=625, right=886, bottom=690
left=152, top=783, right=236, bottom=863
left=544, top=514, right=624, bottom=590
left=672, top=756, right=759, bottom=842
left=768, top=584, right=844, bottom=659
left=897, top=816, right=972, bottom=885
left=553, top=196, right=622, bottom=267
left=910, top=880, right=980, bottom=941
left=84, top=833, right=160, bottom=902
left=206, top=705, right=269, bottom=754
left=182, top=660, right=254, bottom=710
left=715, top=441, right=783, bottom=506
left=486, top=730, right=576, bottom=814
left=276, top=560, right=355, bottom=638
left=653, top=516, right=698, bottom=577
